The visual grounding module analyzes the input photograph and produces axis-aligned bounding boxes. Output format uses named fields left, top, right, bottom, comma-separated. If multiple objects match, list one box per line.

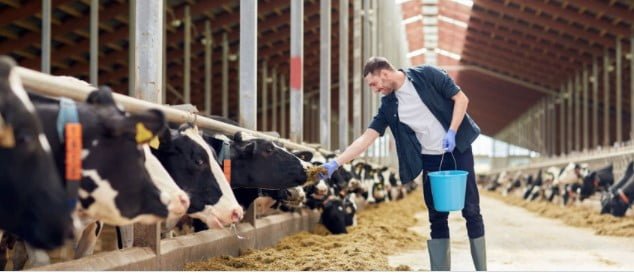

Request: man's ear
left=130, top=109, right=167, bottom=146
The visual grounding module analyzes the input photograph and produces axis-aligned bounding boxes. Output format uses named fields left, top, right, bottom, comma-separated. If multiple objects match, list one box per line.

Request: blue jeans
left=422, top=148, right=485, bottom=239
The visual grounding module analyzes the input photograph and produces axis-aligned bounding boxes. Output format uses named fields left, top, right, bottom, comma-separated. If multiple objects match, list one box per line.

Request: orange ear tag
left=65, top=124, right=83, bottom=181
left=223, top=159, right=232, bottom=184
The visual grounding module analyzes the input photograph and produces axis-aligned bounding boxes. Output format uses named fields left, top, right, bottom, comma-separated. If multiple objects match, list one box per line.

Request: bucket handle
left=438, top=151, right=458, bottom=171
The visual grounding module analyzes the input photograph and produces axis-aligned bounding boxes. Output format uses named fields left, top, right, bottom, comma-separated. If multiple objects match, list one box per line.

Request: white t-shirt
left=395, top=78, right=446, bottom=155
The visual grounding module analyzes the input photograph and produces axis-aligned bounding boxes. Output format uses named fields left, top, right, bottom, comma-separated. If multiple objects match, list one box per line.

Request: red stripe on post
left=290, top=56, right=302, bottom=90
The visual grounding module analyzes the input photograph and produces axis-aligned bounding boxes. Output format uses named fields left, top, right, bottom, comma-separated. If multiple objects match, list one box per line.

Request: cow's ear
left=128, top=109, right=167, bottom=146
left=294, top=151, right=313, bottom=162
left=86, top=86, right=116, bottom=106
left=234, top=131, right=244, bottom=143
left=240, top=141, right=256, bottom=157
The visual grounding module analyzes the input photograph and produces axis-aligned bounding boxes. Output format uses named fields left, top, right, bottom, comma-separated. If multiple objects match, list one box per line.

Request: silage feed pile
left=483, top=190, right=634, bottom=237
left=186, top=190, right=426, bottom=271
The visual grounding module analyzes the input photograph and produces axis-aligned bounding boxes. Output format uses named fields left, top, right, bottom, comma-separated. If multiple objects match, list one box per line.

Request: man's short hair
left=363, top=56, right=395, bottom=77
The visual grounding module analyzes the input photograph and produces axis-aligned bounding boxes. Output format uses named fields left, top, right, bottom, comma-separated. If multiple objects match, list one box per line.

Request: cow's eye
left=266, top=144, right=275, bottom=153
left=195, top=158, right=205, bottom=166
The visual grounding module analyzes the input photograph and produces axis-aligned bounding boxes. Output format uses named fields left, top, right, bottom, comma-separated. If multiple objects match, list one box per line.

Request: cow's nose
left=231, top=208, right=244, bottom=223
left=178, top=193, right=191, bottom=212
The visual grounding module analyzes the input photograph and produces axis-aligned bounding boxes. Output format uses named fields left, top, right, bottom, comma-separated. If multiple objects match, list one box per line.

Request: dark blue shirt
left=368, top=65, right=480, bottom=183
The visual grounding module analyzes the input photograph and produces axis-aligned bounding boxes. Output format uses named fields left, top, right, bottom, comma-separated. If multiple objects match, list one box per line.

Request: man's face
left=365, top=70, right=393, bottom=96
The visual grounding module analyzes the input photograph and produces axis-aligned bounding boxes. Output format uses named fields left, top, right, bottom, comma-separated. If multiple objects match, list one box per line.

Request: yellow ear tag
left=135, top=123, right=160, bottom=148
left=0, top=125, right=15, bottom=148
left=149, top=136, right=160, bottom=149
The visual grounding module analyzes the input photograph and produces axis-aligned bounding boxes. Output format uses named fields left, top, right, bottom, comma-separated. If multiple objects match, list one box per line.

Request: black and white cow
left=576, top=164, right=614, bottom=202
left=0, top=57, right=73, bottom=250
left=601, top=161, right=634, bottom=214
left=152, top=124, right=243, bottom=229
left=203, top=131, right=313, bottom=190
left=604, top=172, right=634, bottom=217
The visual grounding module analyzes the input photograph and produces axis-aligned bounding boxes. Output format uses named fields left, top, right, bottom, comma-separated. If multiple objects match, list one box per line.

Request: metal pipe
left=128, top=0, right=136, bottom=97
left=90, top=0, right=99, bottom=86
left=362, top=0, right=371, bottom=131
left=239, top=0, right=258, bottom=130
left=604, top=49, right=610, bottom=147
left=281, top=74, right=287, bottom=137
left=272, top=68, right=278, bottom=132
left=134, top=0, right=163, bottom=103
left=290, top=0, right=304, bottom=142
left=593, top=57, right=599, bottom=148
left=339, top=0, right=349, bottom=150
left=261, top=60, right=268, bottom=131
left=162, top=0, right=166, bottom=104
left=204, top=20, right=212, bottom=115
left=616, top=36, right=623, bottom=144
left=567, top=79, right=573, bottom=152
left=631, top=33, right=634, bottom=141
left=133, top=0, right=163, bottom=253
left=16, top=66, right=319, bottom=153
left=183, top=5, right=191, bottom=104
left=583, top=67, right=589, bottom=150
left=320, top=0, right=331, bottom=149
left=560, top=86, right=566, bottom=155
left=353, top=0, right=362, bottom=138
left=575, top=71, right=581, bottom=151
left=41, top=0, right=51, bottom=74
left=222, top=32, right=229, bottom=117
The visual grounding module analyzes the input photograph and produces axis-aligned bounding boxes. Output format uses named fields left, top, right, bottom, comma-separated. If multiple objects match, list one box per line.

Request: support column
left=583, top=67, right=589, bottom=150
left=261, top=60, right=268, bottom=131
left=239, top=0, right=257, bottom=130
left=362, top=0, right=371, bottom=131
left=575, top=72, right=581, bottom=151
left=204, top=20, right=212, bottom=115
left=560, top=86, right=566, bottom=155
left=133, top=0, right=163, bottom=254
left=272, top=68, right=278, bottom=132
left=290, top=0, right=304, bottom=142
left=41, top=0, right=51, bottom=74
left=281, top=74, right=287, bottom=137
left=567, top=79, right=573, bottom=152
left=128, top=0, right=136, bottom=96
left=603, top=49, right=611, bottom=147
left=631, top=33, right=634, bottom=141
left=183, top=5, right=191, bottom=104
left=593, top=57, right=599, bottom=148
left=320, top=0, right=331, bottom=149
left=616, top=36, right=623, bottom=144
left=90, top=0, right=99, bottom=86
left=352, top=0, right=362, bottom=138
left=339, top=0, right=349, bottom=150
left=222, top=32, right=229, bottom=117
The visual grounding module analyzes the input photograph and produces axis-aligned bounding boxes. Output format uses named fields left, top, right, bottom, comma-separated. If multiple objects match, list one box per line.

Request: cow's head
left=77, top=87, right=174, bottom=225
left=204, top=131, right=312, bottom=189
left=153, top=124, right=242, bottom=228
left=0, top=56, right=72, bottom=249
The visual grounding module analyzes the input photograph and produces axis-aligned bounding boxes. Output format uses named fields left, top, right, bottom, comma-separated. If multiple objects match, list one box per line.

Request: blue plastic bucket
left=428, top=152, right=468, bottom=211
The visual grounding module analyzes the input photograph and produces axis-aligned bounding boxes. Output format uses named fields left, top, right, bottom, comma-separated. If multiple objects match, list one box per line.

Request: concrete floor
left=388, top=194, right=634, bottom=271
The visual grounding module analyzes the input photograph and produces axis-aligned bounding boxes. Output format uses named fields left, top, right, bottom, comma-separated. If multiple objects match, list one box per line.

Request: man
left=319, top=57, right=486, bottom=271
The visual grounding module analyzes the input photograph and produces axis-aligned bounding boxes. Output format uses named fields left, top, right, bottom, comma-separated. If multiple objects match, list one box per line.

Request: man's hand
left=443, top=129, right=456, bottom=152
left=319, top=160, right=340, bottom=180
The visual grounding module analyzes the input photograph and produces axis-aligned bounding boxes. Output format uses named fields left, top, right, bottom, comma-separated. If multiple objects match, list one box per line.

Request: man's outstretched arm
left=320, top=128, right=380, bottom=178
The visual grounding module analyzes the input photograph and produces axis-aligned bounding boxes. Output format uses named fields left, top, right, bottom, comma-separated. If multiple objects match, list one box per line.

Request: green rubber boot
left=469, top=236, right=487, bottom=271
left=427, top=238, right=451, bottom=271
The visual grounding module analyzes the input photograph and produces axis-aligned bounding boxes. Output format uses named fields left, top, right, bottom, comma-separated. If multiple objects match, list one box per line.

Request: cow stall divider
left=486, top=143, right=634, bottom=187
left=16, top=66, right=379, bottom=271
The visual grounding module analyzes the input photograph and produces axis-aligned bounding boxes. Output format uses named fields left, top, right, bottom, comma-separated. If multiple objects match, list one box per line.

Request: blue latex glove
left=319, top=160, right=340, bottom=180
left=442, top=129, right=456, bottom=152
